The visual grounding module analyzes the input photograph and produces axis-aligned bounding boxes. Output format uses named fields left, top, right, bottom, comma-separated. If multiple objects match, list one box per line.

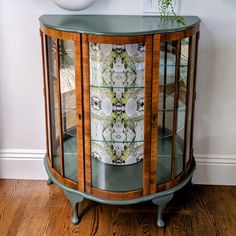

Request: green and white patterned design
left=89, top=43, right=145, bottom=165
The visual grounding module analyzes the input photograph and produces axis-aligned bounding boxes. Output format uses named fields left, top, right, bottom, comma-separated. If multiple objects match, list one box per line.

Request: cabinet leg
left=188, top=177, right=194, bottom=188
left=47, top=177, right=53, bottom=185
left=152, top=193, right=174, bottom=228
left=64, top=190, right=84, bottom=225
left=184, top=177, right=194, bottom=190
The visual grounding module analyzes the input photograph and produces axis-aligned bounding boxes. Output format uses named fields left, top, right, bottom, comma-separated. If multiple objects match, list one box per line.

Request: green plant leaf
left=158, top=0, right=185, bottom=25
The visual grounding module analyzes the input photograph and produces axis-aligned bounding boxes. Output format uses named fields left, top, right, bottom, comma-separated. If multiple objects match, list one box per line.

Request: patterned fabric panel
left=89, top=43, right=145, bottom=165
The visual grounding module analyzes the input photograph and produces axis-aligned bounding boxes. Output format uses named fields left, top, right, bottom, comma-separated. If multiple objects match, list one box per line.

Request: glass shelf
left=91, top=140, right=143, bottom=143
left=90, top=85, right=144, bottom=89
left=160, top=64, right=187, bottom=68
left=52, top=103, right=186, bottom=138
left=159, top=108, right=185, bottom=112
left=159, top=76, right=187, bottom=87
left=158, top=126, right=184, bottom=139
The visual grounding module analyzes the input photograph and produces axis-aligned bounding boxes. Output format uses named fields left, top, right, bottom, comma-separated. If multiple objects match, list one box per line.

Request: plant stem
left=158, top=0, right=185, bottom=25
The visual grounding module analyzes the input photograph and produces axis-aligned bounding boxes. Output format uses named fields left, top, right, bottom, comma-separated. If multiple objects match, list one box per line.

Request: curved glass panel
left=176, top=37, right=189, bottom=176
left=59, top=39, right=78, bottom=182
left=47, top=36, right=61, bottom=173
left=185, top=35, right=197, bottom=165
left=47, top=37, right=78, bottom=182
left=156, top=39, right=190, bottom=184
left=157, top=41, right=176, bottom=184
left=90, top=43, right=145, bottom=191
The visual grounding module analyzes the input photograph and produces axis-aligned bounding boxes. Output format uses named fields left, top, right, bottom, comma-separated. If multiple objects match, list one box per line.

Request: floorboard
left=0, top=180, right=235, bottom=236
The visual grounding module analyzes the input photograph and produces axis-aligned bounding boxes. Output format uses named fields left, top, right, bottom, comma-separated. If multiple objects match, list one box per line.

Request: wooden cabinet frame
left=40, top=24, right=200, bottom=200
left=83, top=34, right=154, bottom=199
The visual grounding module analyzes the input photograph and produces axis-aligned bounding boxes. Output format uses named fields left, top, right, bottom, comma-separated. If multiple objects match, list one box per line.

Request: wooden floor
left=0, top=180, right=236, bottom=236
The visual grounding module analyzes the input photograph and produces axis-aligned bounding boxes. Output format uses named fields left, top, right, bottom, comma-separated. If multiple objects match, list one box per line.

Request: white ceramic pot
left=52, top=0, right=97, bottom=10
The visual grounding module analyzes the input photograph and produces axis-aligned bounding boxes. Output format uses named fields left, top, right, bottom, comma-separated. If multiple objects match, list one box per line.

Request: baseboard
left=0, top=149, right=48, bottom=180
left=0, top=149, right=236, bottom=185
left=192, top=154, right=236, bottom=185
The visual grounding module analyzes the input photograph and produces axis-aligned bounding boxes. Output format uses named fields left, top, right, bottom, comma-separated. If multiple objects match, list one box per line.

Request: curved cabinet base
left=44, top=157, right=195, bottom=228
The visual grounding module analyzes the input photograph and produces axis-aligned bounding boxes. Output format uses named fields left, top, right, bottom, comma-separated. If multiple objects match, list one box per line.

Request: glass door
left=83, top=35, right=153, bottom=199
left=151, top=31, right=199, bottom=192
left=41, top=30, right=84, bottom=191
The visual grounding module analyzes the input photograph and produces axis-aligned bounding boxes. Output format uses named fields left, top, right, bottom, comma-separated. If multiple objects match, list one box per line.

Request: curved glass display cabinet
left=40, top=15, right=200, bottom=227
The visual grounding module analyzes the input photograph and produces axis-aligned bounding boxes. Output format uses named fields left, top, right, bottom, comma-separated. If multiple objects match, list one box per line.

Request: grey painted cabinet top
left=39, top=15, right=200, bottom=36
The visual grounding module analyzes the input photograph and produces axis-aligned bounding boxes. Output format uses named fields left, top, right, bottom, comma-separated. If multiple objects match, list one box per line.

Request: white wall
left=0, top=0, right=236, bottom=183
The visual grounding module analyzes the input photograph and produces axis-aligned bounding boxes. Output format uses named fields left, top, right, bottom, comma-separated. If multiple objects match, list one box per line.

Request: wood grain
left=150, top=34, right=160, bottom=193
left=74, top=34, right=85, bottom=192
left=48, top=161, right=78, bottom=190
left=40, top=30, right=49, bottom=159
left=143, top=35, right=153, bottom=196
left=82, top=34, right=92, bottom=193
left=0, top=180, right=235, bottom=236
left=160, top=26, right=200, bottom=42
left=88, top=35, right=145, bottom=44
left=40, top=25, right=78, bottom=41
left=91, top=187, right=143, bottom=201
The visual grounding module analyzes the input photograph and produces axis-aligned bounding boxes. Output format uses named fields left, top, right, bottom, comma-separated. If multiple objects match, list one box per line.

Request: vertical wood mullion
left=55, top=39, right=65, bottom=177
left=45, top=36, right=54, bottom=167
left=82, top=34, right=91, bottom=193
left=143, top=35, right=153, bottom=196
left=162, top=42, right=168, bottom=134
left=183, top=37, right=193, bottom=172
left=75, top=34, right=85, bottom=192
left=171, top=40, right=181, bottom=180
left=40, top=30, right=49, bottom=158
left=150, top=34, right=160, bottom=193
left=190, top=32, right=200, bottom=164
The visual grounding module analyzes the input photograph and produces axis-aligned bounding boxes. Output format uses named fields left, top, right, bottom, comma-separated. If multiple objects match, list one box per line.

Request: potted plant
left=159, top=0, right=185, bottom=24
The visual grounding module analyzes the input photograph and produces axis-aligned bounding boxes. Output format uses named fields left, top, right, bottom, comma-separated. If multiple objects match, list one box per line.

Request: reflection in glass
left=59, top=40, right=78, bottom=182
left=185, top=35, right=196, bottom=165
left=47, top=36, right=61, bottom=173
left=175, top=37, right=189, bottom=175
left=157, top=39, right=190, bottom=184
left=157, top=42, right=175, bottom=184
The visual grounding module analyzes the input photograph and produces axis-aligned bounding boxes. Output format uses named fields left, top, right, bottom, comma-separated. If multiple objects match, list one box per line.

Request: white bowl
left=51, top=0, right=97, bottom=11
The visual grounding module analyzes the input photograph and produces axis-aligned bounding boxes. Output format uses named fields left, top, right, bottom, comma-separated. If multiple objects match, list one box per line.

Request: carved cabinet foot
left=152, top=193, right=174, bottom=228
left=64, top=190, right=84, bottom=225
left=47, top=178, right=53, bottom=185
